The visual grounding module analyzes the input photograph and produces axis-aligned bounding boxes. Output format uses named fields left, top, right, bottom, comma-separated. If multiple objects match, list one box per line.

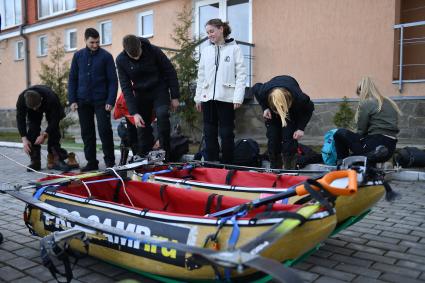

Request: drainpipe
left=20, top=0, right=30, bottom=87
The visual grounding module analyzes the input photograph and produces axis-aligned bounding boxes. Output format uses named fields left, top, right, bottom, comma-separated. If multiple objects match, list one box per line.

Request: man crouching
left=16, top=85, right=77, bottom=172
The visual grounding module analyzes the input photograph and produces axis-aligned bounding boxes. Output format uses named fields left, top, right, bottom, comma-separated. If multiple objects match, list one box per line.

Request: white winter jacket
left=195, top=39, right=247, bottom=104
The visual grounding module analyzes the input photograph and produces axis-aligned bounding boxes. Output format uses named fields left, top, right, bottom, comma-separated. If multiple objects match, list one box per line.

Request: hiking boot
left=283, top=154, right=297, bottom=170
left=51, top=148, right=71, bottom=172
left=80, top=163, right=99, bottom=172
left=67, top=152, right=80, bottom=169
left=27, top=160, right=41, bottom=172
left=47, top=152, right=55, bottom=170
left=27, top=146, right=41, bottom=172
left=269, top=152, right=283, bottom=169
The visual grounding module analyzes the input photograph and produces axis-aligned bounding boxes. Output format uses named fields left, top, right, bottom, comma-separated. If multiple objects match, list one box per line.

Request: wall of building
left=252, top=0, right=425, bottom=100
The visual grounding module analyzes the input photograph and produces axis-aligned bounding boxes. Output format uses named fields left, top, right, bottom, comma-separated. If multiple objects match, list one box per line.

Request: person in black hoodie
left=16, top=85, right=70, bottom=172
left=115, top=34, right=180, bottom=160
left=253, top=75, right=314, bottom=169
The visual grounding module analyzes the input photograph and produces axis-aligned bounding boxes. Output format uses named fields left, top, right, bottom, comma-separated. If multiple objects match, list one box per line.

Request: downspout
left=20, top=0, right=30, bottom=87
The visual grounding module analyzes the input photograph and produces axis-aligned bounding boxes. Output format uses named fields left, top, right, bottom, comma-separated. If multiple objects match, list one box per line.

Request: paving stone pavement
left=0, top=146, right=425, bottom=282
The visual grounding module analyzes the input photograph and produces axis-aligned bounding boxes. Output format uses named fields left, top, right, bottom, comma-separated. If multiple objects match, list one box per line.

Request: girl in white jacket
left=194, top=18, right=247, bottom=163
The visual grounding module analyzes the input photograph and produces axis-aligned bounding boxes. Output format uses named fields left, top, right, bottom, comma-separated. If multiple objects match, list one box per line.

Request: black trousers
left=202, top=100, right=235, bottom=163
left=77, top=102, right=115, bottom=166
left=266, top=117, right=298, bottom=158
left=334, top=128, right=397, bottom=161
left=26, top=111, right=67, bottom=159
left=135, top=97, right=170, bottom=158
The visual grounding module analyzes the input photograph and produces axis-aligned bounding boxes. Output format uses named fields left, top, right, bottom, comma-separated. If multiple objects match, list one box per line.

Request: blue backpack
left=321, top=129, right=338, bottom=165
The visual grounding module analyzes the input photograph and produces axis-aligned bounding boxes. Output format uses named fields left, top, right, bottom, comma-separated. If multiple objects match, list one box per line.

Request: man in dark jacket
left=253, top=75, right=314, bottom=169
left=68, top=28, right=118, bottom=171
left=16, top=85, right=70, bottom=172
left=115, top=35, right=180, bottom=160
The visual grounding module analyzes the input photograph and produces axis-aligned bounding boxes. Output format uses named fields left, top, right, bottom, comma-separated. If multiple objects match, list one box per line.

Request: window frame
left=38, top=0, right=76, bottom=20
left=99, top=20, right=112, bottom=46
left=137, top=10, right=154, bottom=38
left=0, top=0, right=22, bottom=30
left=65, top=28, right=77, bottom=52
left=15, top=40, right=24, bottom=61
left=37, top=35, right=48, bottom=57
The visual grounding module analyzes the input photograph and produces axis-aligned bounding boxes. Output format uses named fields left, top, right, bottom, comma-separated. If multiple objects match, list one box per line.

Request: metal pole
left=398, top=26, right=404, bottom=92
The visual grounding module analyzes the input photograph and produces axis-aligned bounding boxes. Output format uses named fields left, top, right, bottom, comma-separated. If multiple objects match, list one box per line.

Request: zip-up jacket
left=68, top=47, right=118, bottom=106
left=194, top=39, right=246, bottom=104
left=115, top=37, right=180, bottom=115
left=357, top=98, right=399, bottom=137
left=16, top=85, right=65, bottom=137
left=252, top=75, right=314, bottom=131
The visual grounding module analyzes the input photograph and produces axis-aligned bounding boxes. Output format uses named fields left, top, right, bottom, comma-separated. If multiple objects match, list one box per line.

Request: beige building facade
left=0, top=0, right=424, bottom=109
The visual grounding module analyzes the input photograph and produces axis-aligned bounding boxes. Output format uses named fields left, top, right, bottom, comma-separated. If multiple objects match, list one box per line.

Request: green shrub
left=333, top=96, right=355, bottom=129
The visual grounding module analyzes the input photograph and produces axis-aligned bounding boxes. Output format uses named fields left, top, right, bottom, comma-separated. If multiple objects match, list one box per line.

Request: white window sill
left=37, top=54, right=48, bottom=58
left=100, top=42, right=112, bottom=47
left=38, top=9, right=77, bottom=20
left=65, top=48, right=77, bottom=52
left=141, top=34, right=154, bottom=39
left=14, top=58, right=24, bottom=61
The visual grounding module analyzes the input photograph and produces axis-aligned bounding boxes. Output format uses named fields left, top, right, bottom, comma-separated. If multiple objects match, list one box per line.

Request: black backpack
left=393, top=147, right=425, bottom=168
left=297, top=144, right=323, bottom=168
left=233, top=139, right=261, bottom=167
left=169, top=135, right=189, bottom=162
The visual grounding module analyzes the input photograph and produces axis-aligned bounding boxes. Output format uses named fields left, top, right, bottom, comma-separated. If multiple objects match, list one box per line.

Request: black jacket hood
left=252, top=75, right=314, bottom=131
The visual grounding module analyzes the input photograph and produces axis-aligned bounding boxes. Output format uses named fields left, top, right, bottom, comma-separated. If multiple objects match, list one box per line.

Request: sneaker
left=80, top=163, right=99, bottom=172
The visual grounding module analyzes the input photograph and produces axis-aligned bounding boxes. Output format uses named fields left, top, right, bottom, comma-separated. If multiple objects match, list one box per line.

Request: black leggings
left=334, top=129, right=397, bottom=161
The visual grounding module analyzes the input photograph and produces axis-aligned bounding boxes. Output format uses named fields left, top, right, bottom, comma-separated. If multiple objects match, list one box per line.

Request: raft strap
left=303, top=179, right=335, bottom=215
left=225, top=170, right=236, bottom=185
left=205, top=193, right=218, bottom=215
left=159, top=185, right=170, bottom=211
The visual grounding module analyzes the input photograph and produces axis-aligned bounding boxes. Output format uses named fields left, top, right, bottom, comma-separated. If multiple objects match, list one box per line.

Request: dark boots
left=269, top=152, right=283, bottom=169
left=50, top=148, right=70, bottom=171
left=27, top=147, right=41, bottom=172
left=67, top=152, right=80, bottom=169
left=283, top=154, right=298, bottom=170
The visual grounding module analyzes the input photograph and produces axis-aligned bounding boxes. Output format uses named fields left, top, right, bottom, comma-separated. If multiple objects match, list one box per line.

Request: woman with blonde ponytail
left=334, top=77, right=401, bottom=162
left=253, top=76, right=314, bottom=169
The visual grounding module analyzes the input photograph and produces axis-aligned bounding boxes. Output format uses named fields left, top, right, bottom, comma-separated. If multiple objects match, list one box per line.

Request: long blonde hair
left=355, top=76, right=402, bottom=122
left=268, top=88, right=293, bottom=127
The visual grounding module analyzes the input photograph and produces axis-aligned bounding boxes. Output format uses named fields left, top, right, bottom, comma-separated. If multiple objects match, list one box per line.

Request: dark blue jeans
left=78, top=102, right=115, bottom=166
left=202, top=100, right=235, bottom=164
left=334, top=128, right=397, bottom=162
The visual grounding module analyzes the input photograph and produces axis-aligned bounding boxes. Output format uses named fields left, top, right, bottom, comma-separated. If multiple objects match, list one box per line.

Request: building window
left=99, top=20, right=112, bottom=46
left=15, top=41, right=24, bottom=61
left=65, top=29, right=77, bottom=51
left=38, top=0, right=76, bottom=19
left=138, top=11, right=154, bottom=38
left=38, top=35, right=48, bottom=57
left=0, top=0, right=22, bottom=29
left=393, top=0, right=425, bottom=90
